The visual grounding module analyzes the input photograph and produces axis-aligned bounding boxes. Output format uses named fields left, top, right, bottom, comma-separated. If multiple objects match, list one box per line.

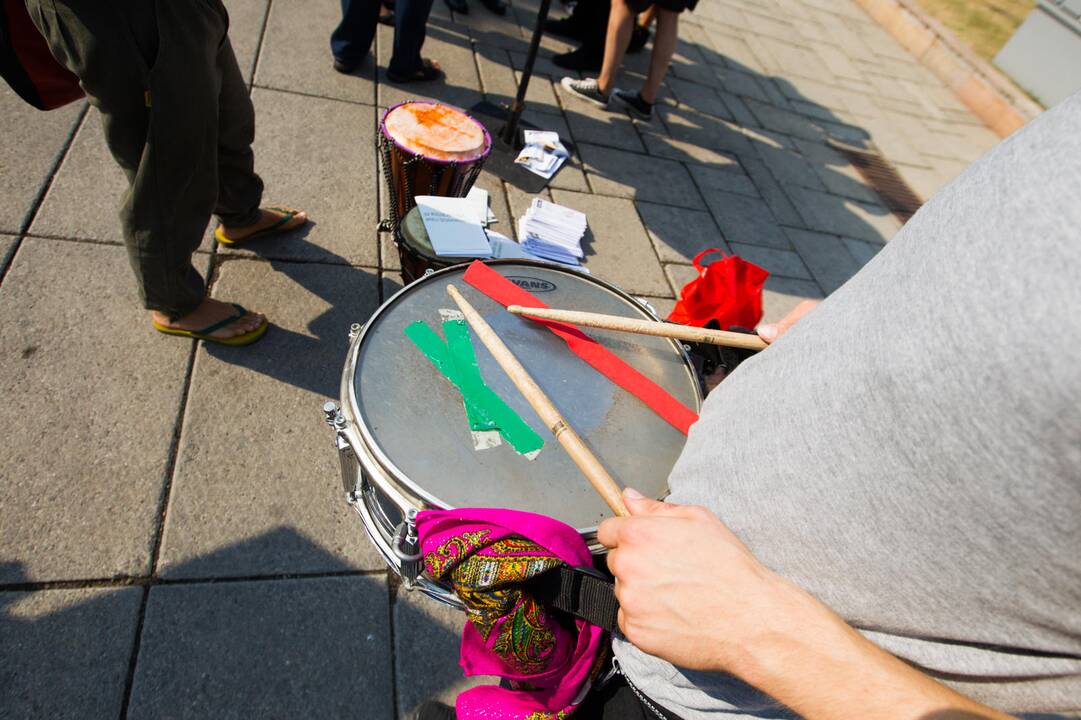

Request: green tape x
left=404, top=318, right=544, bottom=458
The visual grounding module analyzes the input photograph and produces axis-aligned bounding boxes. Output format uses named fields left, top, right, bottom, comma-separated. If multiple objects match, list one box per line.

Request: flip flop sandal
left=214, top=207, right=305, bottom=246
left=386, top=59, right=443, bottom=84
left=152, top=303, right=269, bottom=346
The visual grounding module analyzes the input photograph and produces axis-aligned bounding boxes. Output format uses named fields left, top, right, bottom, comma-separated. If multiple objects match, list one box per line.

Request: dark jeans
left=331, top=0, right=436, bottom=76
left=25, top=0, right=263, bottom=318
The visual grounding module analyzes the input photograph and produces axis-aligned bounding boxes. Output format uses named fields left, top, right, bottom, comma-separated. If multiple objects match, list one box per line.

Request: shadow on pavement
left=0, top=529, right=471, bottom=719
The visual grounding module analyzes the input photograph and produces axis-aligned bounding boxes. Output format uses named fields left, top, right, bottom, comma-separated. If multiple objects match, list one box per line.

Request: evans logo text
left=507, top=276, right=557, bottom=292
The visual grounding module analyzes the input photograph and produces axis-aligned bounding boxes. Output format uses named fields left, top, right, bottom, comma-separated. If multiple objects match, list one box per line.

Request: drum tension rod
left=394, top=509, right=422, bottom=589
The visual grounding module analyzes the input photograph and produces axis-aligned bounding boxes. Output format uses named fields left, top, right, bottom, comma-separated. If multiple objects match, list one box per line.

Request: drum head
left=397, top=206, right=441, bottom=263
left=382, top=101, right=491, bottom=163
left=349, top=262, right=702, bottom=531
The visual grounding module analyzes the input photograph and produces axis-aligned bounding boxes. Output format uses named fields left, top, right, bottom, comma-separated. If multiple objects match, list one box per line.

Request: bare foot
left=151, top=297, right=265, bottom=340
left=218, top=207, right=308, bottom=242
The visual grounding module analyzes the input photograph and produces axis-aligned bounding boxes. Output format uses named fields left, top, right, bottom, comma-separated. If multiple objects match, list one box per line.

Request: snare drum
left=327, top=261, right=703, bottom=607
left=395, top=206, right=491, bottom=284
left=378, top=101, right=492, bottom=229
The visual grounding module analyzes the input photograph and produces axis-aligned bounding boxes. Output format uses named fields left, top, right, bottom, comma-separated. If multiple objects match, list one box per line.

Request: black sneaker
left=560, top=77, right=609, bottom=108
left=553, top=47, right=603, bottom=72
left=544, top=16, right=585, bottom=41
left=627, top=24, right=651, bottom=54
left=479, top=0, right=507, bottom=14
left=332, top=56, right=360, bottom=74
left=611, top=88, right=653, bottom=122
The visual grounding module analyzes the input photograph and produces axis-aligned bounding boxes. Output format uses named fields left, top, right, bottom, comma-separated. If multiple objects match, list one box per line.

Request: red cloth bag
left=1, top=0, right=83, bottom=110
left=667, top=248, right=769, bottom=329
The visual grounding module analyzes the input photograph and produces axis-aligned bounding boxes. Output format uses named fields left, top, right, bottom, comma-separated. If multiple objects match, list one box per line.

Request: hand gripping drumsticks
left=506, top=305, right=768, bottom=351
left=446, top=284, right=630, bottom=517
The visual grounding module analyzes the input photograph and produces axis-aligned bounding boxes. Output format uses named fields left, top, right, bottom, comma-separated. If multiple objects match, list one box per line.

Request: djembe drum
left=378, top=101, right=491, bottom=229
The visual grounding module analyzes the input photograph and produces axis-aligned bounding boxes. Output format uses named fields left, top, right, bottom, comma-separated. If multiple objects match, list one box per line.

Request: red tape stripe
left=463, top=261, right=698, bottom=434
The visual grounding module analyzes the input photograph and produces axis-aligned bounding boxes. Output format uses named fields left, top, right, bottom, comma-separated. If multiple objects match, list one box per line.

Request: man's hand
left=597, top=488, right=814, bottom=674
left=598, top=488, right=1016, bottom=720
left=756, top=299, right=820, bottom=344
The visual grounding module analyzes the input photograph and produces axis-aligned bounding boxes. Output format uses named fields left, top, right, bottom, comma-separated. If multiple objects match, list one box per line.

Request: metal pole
left=500, top=0, right=553, bottom=146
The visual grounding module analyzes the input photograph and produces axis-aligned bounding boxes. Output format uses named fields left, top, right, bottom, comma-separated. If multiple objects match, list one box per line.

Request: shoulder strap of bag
left=530, top=565, right=620, bottom=632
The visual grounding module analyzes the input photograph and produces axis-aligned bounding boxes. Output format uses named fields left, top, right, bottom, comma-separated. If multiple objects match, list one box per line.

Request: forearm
left=733, top=577, right=1015, bottom=720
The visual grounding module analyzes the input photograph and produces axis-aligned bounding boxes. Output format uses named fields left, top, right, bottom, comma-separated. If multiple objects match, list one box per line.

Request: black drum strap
left=530, top=565, right=620, bottom=633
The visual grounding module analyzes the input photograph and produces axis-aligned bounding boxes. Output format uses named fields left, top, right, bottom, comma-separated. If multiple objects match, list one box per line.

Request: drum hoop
left=340, top=260, right=704, bottom=536
left=379, top=100, right=493, bottom=165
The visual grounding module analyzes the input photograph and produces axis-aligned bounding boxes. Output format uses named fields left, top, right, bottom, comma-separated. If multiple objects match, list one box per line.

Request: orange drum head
left=383, top=102, right=490, bottom=162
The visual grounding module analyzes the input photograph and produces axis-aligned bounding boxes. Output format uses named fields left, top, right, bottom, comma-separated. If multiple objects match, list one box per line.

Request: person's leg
left=639, top=7, right=677, bottom=103
left=388, top=0, right=438, bottom=77
left=213, top=38, right=263, bottom=229
left=26, top=0, right=265, bottom=339
left=596, top=0, right=637, bottom=95
left=212, top=35, right=307, bottom=243
left=331, top=0, right=381, bottom=69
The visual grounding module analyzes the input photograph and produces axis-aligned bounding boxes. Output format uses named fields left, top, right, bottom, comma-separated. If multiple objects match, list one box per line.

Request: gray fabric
left=614, top=92, right=1081, bottom=717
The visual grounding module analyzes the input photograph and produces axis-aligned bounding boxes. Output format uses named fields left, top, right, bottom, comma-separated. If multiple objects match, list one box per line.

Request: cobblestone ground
left=0, top=0, right=1007, bottom=717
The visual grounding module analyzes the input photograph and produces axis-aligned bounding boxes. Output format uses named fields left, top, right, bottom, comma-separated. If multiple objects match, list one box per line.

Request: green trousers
left=25, top=0, right=264, bottom=318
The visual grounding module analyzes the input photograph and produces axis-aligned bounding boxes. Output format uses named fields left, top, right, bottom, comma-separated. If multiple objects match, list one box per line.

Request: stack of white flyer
left=515, top=130, right=569, bottom=179
left=517, top=198, right=587, bottom=265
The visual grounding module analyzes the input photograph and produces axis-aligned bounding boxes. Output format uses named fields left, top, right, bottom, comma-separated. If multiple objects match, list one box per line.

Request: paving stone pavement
left=0, top=0, right=1008, bottom=715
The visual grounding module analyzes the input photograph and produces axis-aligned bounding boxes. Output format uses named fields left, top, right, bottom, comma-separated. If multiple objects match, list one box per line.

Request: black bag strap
left=530, top=564, right=620, bottom=632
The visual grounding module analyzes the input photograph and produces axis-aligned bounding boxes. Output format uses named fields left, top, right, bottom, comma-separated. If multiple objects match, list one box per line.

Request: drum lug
left=323, top=401, right=359, bottom=502
left=348, top=322, right=363, bottom=342
left=393, top=509, right=423, bottom=590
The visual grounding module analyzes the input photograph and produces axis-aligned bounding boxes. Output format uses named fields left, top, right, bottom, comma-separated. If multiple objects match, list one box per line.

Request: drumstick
left=506, top=305, right=768, bottom=351
left=446, top=285, right=630, bottom=517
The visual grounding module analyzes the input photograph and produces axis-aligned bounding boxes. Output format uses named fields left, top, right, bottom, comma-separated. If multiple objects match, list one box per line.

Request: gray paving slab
left=0, top=86, right=83, bottom=235
left=657, top=105, right=753, bottom=157
left=727, top=241, right=812, bottom=280
left=635, top=201, right=729, bottom=264
left=717, top=90, right=760, bottom=129
left=784, top=186, right=900, bottom=245
left=784, top=226, right=865, bottom=294
left=0, top=240, right=188, bottom=583
left=550, top=190, right=670, bottom=296
left=754, top=143, right=827, bottom=191
left=377, top=21, right=484, bottom=111
left=842, top=237, right=882, bottom=266
left=663, top=262, right=697, bottom=299
left=744, top=98, right=827, bottom=142
left=686, top=161, right=759, bottom=200
left=737, top=154, right=804, bottom=227
left=219, top=89, right=379, bottom=266
left=475, top=47, right=561, bottom=117
left=223, top=0, right=270, bottom=83
left=761, top=275, right=824, bottom=325
left=0, top=587, right=142, bottom=719
left=700, top=189, right=791, bottom=250
left=255, top=0, right=376, bottom=104
left=578, top=143, right=704, bottom=210
left=791, top=137, right=883, bottom=205
left=553, top=84, right=645, bottom=153
left=1, top=234, right=16, bottom=270
left=667, top=76, right=733, bottom=122
left=29, top=111, right=126, bottom=243
left=158, top=259, right=384, bottom=578
left=128, top=576, right=393, bottom=719
left=395, top=589, right=493, bottom=717
left=639, top=129, right=746, bottom=175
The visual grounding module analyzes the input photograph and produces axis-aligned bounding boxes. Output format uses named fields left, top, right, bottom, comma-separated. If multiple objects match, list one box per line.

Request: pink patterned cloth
left=416, top=508, right=608, bottom=719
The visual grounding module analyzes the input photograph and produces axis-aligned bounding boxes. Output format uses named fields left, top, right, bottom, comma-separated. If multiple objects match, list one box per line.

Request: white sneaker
left=560, top=77, right=610, bottom=108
